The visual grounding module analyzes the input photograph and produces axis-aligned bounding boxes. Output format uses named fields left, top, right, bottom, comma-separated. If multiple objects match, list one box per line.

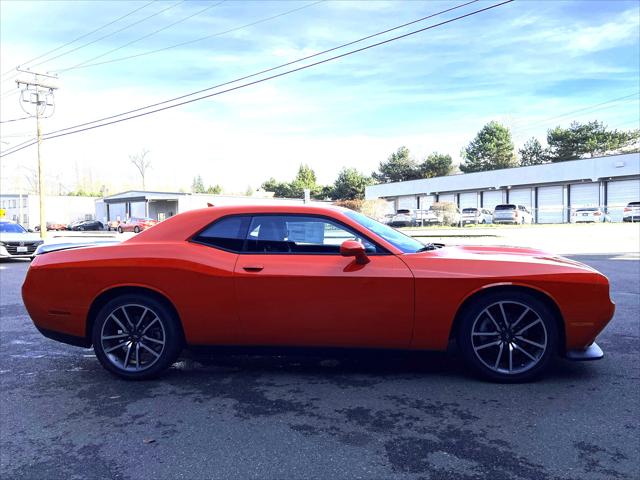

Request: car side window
left=192, top=215, right=250, bottom=252
left=244, top=215, right=379, bottom=254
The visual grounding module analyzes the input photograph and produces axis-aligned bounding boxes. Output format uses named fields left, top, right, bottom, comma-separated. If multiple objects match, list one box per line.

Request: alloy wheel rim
left=471, top=301, right=547, bottom=375
left=100, top=304, right=166, bottom=372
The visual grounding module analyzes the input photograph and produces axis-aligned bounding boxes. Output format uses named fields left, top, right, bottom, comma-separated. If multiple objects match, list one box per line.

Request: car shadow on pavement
left=153, top=347, right=599, bottom=385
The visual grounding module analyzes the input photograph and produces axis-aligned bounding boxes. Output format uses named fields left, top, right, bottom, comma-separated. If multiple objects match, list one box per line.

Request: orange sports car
left=22, top=205, right=614, bottom=381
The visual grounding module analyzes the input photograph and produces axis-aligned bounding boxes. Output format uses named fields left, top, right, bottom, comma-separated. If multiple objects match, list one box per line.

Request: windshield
left=495, top=204, right=516, bottom=210
left=0, top=222, right=27, bottom=233
left=343, top=210, right=426, bottom=254
left=462, top=208, right=478, bottom=213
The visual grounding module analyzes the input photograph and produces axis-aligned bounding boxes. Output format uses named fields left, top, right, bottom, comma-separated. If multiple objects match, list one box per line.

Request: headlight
left=0, top=241, right=5, bottom=246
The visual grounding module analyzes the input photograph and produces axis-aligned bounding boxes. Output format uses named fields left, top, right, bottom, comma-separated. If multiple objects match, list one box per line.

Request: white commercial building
left=95, top=190, right=306, bottom=224
left=365, top=153, right=640, bottom=223
left=0, top=194, right=98, bottom=228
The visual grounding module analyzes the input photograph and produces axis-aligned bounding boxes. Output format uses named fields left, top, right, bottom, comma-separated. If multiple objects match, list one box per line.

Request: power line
left=512, top=92, right=640, bottom=131
left=17, top=1, right=187, bottom=75
left=0, top=116, right=32, bottom=124
left=1, top=0, right=513, bottom=158
left=1, top=0, right=156, bottom=78
left=511, top=92, right=640, bottom=136
left=55, top=0, right=227, bottom=74
left=58, top=0, right=328, bottom=72
left=42, top=0, right=481, bottom=138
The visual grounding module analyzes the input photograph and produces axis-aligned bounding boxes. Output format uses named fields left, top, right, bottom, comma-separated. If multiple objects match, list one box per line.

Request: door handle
left=242, top=265, right=264, bottom=272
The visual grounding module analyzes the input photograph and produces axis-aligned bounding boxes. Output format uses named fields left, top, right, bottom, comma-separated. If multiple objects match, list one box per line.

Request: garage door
left=130, top=202, right=147, bottom=218
left=384, top=200, right=396, bottom=215
left=509, top=188, right=532, bottom=208
left=418, top=195, right=435, bottom=210
left=396, top=195, right=417, bottom=210
left=570, top=183, right=599, bottom=208
left=607, top=179, right=640, bottom=221
left=537, top=186, right=564, bottom=223
left=108, top=203, right=126, bottom=222
left=482, top=190, right=504, bottom=210
left=438, top=193, right=456, bottom=204
left=459, top=192, right=478, bottom=209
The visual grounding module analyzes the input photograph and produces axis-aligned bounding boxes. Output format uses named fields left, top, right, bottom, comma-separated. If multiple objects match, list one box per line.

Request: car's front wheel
left=92, top=294, right=183, bottom=380
left=457, top=291, right=558, bottom=382
left=134, top=226, right=140, bottom=233
left=117, top=226, right=123, bottom=234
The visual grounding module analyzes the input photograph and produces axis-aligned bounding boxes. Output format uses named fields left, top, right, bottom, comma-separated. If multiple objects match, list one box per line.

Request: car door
left=233, top=214, right=414, bottom=348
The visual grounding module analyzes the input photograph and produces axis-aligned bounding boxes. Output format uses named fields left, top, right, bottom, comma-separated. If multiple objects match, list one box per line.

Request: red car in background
left=34, top=221, right=67, bottom=232
left=117, top=217, right=158, bottom=234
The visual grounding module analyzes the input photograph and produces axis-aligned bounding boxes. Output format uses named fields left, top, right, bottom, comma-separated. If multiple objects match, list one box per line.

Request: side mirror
left=340, top=240, right=370, bottom=265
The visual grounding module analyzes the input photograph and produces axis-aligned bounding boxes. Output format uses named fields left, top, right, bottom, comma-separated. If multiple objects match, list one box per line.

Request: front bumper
left=565, top=342, right=604, bottom=361
left=0, top=249, right=35, bottom=259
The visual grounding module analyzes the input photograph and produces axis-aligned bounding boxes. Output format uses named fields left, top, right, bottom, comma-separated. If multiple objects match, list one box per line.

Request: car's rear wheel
left=92, top=294, right=183, bottom=380
left=117, top=226, right=123, bottom=234
left=457, top=291, right=558, bottom=382
left=133, top=226, right=140, bottom=233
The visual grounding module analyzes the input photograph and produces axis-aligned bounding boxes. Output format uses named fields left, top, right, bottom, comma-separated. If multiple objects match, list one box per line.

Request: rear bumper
left=565, top=342, right=604, bottom=361
left=35, top=326, right=91, bottom=348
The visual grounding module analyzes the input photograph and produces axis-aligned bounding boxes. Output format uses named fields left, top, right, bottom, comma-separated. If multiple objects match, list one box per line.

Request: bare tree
left=129, top=149, right=151, bottom=190
left=22, top=166, right=39, bottom=194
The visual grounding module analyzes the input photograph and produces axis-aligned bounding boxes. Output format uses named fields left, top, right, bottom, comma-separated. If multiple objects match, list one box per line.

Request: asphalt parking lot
left=1, top=251, right=639, bottom=480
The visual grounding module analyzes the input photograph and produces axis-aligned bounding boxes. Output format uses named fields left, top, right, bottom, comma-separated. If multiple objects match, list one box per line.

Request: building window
left=23, top=198, right=27, bottom=208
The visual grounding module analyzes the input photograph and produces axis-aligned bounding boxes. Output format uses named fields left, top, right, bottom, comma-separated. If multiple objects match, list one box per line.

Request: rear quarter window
left=192, top=215, right=251, bottom=252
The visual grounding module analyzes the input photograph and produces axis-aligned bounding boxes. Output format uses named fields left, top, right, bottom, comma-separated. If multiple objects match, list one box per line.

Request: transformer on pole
left=15, top=68, right=59, bottom=239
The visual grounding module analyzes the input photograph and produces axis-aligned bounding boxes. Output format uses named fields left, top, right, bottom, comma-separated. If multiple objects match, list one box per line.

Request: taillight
left=594, top=212, right=602, bottom=216
left=624, top=207, right=631, bottom=212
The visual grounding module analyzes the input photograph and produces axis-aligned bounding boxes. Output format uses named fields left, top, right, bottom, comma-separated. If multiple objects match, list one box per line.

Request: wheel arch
left=449, top=284, right=566, bottom=353
left=86, top=285, right=186, bottom=347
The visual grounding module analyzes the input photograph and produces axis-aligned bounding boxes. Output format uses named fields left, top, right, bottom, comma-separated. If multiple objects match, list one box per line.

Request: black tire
left=456, top=291, right=558, bottom=383
left=117, top=226, right=123, bottom=234
left=133, top=226, right=140, bottom=233
left=92, top=294, right=183, bottom=380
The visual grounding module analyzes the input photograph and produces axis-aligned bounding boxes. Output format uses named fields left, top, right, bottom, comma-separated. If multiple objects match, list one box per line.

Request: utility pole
left=15, top=68, right=59, bottom=239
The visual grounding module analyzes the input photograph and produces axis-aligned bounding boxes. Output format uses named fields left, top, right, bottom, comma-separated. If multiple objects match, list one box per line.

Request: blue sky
left=1, top=0, right=638, bottom=193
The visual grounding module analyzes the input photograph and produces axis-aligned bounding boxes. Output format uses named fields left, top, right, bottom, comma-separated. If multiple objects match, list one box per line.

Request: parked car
left=570, top=207, right=607, bottom=223
left=106, top=220, right=121, bottom=231
left=0, top=220, right=43, bottom=259
left=622, top=202, right=640, bottom=222
left=423, top=203, right=461, bottom=226
left=461, top=208, right=493, bottom=225
left=493, top=204, right=533, bottom=224
left=117, top=217, right=158, bottom=233
left=23, top=204, right=614, bottom=382
left=34, top=221, right=67, bottom=232
left=388, top=209, right=416, bottom=227
left=69, top=220, right=104, bottom=231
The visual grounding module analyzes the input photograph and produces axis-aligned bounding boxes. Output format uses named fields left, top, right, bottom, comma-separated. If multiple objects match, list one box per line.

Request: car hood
left=0, top=232, right=43, bottom=243
left=404, top=244, right=599, bottom=275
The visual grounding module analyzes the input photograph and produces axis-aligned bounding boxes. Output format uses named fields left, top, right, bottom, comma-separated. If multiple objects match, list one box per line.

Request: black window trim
left=189, top=213, right=391, bottom=256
